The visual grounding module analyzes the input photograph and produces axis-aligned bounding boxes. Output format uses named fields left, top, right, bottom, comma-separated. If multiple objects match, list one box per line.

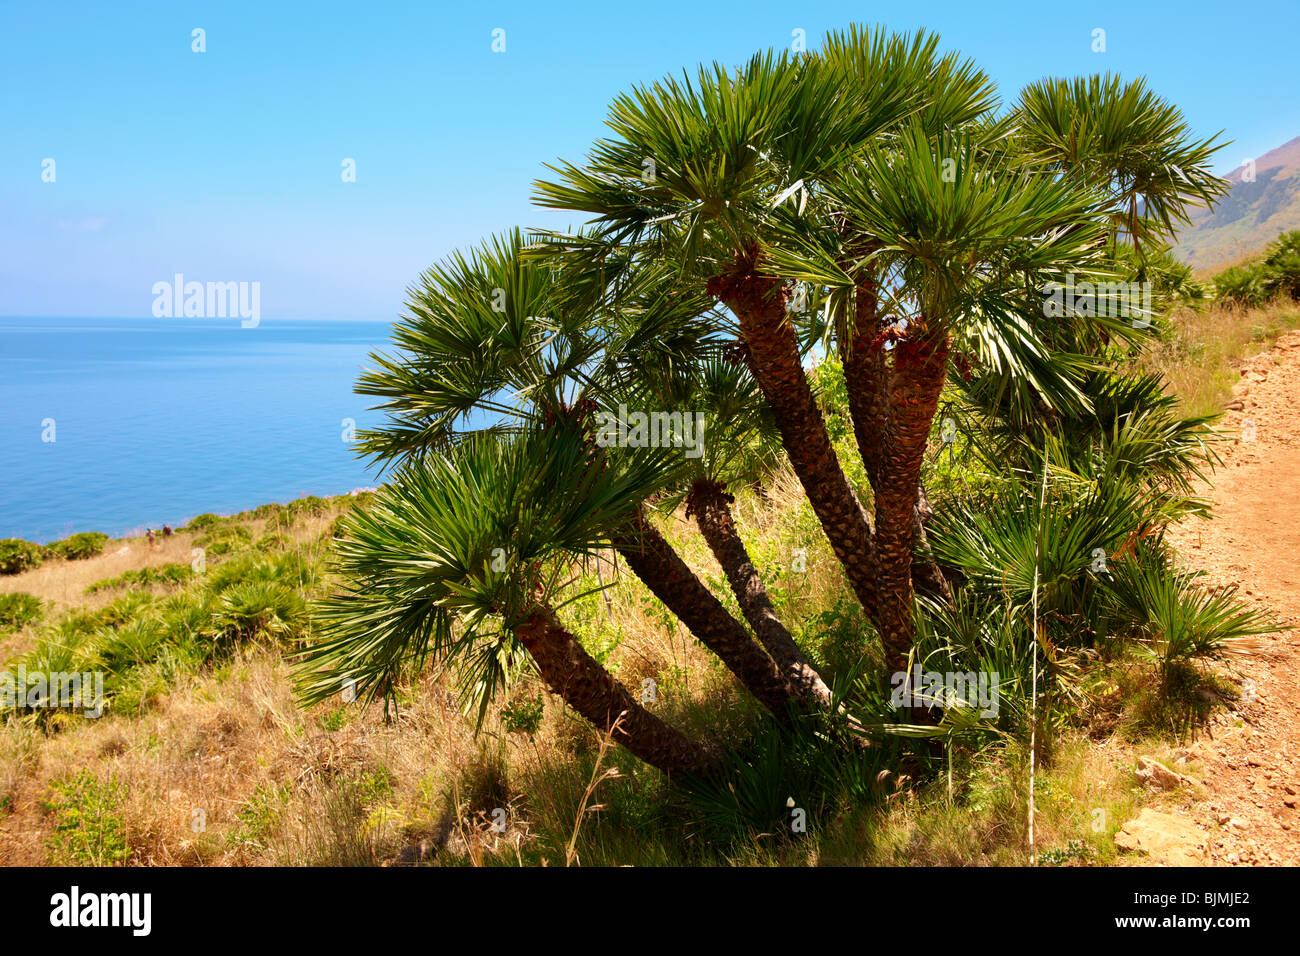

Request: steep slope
left=1174, top=135, right=1300, bottom=269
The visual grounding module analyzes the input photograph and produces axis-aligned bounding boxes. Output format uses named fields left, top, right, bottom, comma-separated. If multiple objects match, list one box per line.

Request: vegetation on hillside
left=2, top=25, right=1294, bottom=867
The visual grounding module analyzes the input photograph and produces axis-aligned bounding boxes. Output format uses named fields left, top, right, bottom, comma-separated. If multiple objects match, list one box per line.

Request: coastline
left=4, top=486, right=381, bottom=548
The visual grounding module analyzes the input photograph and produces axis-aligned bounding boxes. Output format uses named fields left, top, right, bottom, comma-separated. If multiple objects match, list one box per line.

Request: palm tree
left=1015, top=74, right=1228, bottom=257
left=309, top=26, right=1233, bottom=774
left=298, top=424, right=716, bottom=778
left=348, top=229, right=806, bottom=718
left=534, top=41, right=925, bottom=621
left=534, top=24, right=1228, bottom=672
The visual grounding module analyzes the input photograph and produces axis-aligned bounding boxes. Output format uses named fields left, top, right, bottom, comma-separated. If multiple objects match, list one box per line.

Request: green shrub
left=48, top=532, right=110, bottom=561
left=1114, top=241, right=1207, bottom=306
left=230, top=783, right=289, bottom=851
left=0, top=539, right=45, bottom=575
left=501, top=694, right=545, bottom=735
left=1215, top=264, right=1267, bottom=308
left=85, top=563, right=194, bottom=594
left=41, top=770, right=132, bottom=866
left=159, top=591, right=220, bottom=642
left=214, top=582, right=307, bottom=642
left=197, top=524, right=253, bottom=555
left=183, top=513, right=223, bottom=532
left=1105, top=554, right=1273, bottom=670
left=1263, top=230, right=1300, bottom=301
left=0, top=592, right=43, bottom=630
left=288, top=495, right=329, bottom=518
left=347, top=490, right=376, bottom=510
left=96, top=591, right=158, bottom=628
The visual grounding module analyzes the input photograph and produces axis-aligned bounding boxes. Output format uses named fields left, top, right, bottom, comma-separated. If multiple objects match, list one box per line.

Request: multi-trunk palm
left=304, top=24, right=1229, bottom=776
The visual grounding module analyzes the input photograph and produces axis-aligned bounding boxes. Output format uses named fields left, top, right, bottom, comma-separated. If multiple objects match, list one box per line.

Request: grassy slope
left=5, top=294, right=1297, bottom=867
left=2, top=489, right=1167, bottom=866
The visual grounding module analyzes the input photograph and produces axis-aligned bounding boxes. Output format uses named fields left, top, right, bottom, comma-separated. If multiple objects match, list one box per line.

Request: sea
left=1, top=317, right=395, bottom=543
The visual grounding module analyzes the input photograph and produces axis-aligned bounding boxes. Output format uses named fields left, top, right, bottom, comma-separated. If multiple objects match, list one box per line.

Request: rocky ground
left=1139, top=330, right=1300, bottom=865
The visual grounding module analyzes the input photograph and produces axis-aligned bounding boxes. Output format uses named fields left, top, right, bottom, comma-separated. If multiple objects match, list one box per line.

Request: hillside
left=3, top=298, right=1299, bottom=866
left=1175, top=135, right=1300, bottom=269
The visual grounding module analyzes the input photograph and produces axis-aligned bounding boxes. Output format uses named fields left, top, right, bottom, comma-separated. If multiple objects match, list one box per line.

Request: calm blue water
left=1, top=317, right=394, bottom=543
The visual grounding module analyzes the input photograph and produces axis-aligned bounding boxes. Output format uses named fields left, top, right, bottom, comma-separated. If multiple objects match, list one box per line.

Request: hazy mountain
left=1173, top=135, right=1300, bottom=269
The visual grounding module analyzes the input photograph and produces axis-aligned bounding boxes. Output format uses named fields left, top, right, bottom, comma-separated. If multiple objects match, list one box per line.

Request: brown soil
left=1163, top=330, right=1300, bottom=865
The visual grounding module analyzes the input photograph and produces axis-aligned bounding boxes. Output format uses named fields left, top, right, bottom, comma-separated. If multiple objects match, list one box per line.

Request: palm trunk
left=687, top=479, right=833, bottom=710
left=910, top=484, right=952, bottom=603
left=708, top=251, right=879, bottom=619
left=839, top=286, right=952, bottom=606
left=609, top=508, right=798, bottom=719
left=871, top=332, right=950, bottom=672
left=514, top=603, right=714, bottom=778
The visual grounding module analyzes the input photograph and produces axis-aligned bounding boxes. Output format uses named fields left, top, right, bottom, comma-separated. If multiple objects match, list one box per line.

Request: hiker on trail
left=147, top=529, right=155, bottom=547
left=162, top=525, right=173, bottom=538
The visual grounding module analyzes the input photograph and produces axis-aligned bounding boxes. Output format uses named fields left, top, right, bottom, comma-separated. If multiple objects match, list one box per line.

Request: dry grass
left=0, top=476, right=1180, bottom=868
left=0, top=445, right=1231, bottom=867
left=1140, top=298, right=1300, bottom=418
left=0, top=490, right=781, bottom=866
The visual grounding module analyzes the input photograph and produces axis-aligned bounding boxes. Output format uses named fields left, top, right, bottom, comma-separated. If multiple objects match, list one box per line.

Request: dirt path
left=1162, top=330, right=1300, bottom=865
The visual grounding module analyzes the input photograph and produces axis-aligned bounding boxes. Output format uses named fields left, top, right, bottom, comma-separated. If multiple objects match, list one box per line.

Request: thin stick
left=594, top=551, right=616, bottom=627
left=1028, top=452, right=1049, bottom=862
left=565, top=713, right=623, bottom=867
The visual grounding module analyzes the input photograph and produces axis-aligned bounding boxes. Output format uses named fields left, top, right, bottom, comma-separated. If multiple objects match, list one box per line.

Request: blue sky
left=2, top=0, right=1297, bottom=320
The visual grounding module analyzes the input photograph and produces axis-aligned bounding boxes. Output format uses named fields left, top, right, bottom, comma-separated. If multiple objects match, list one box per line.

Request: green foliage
left=86, top=563, right=193, bottom=593
left=1215, top=264, right=1267, bottom=309
left=288, top=495, right=329, bottom=518
left=0, top=592, right=43, bottom=630
left=1262, top=229, right=1300, bottom=301
left=1112, top=242, right=1207, bottom=306
left=47, top=531, right=110, bottom=561
left=230, top=783, right=289, bottom=851
left=0, top=538, right=45, bottom=575
left=1038, top=839, right=1095, bottom=866
left=299, top=421, right=685, bottom=718
left=213, top=582, right=307, bottom=642
left=41, top=771, right=131, bottom=866
left=184, top=513, right=223, bottom=531
left=17, top=545, right=324, bottom=720
left=501, top=694, right=546, bottom=736
left=1105, top=552, right=1272, bottom=670
left=319, top=706, right=350, bottom=731
left=682, top=708, right=900, bottom=844
left=925, top=413, right=1264, bottom=731
left=196, top=523, right=253, bottom=555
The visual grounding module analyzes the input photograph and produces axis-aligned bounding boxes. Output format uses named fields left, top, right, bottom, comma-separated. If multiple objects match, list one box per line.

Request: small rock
left=1115, top=809, right=1206, bottom=865
left=1136, top=756, right=1187, bottom=790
